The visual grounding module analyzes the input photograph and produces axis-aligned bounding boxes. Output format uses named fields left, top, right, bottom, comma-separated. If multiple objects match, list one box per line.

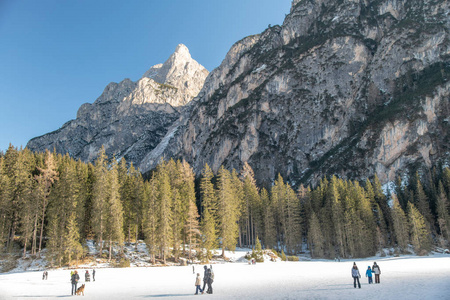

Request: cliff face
left=140, top=0, right=450, bottom=186
left=27, top=44, right=209, bottom=164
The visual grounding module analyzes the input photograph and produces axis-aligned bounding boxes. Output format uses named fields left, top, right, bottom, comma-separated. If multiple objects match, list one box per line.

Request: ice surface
left=1, top=249, right=449, bottom=299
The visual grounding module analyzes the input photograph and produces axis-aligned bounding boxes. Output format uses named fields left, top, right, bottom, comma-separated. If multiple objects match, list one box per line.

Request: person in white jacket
left=351, top=262, right=361, bottom=288
left=372, top=262, right=381, bottom=283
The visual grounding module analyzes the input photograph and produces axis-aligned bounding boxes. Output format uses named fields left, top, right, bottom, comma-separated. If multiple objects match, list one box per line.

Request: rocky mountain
left=27, top=44, right=209, bottom=164
left=28, top=0, right=450, bottom=188
left=139, top=0, right=450, bottom=187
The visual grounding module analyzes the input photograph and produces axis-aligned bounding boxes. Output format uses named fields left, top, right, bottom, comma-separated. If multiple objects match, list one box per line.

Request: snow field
left=1, top=254, right=449, bottom=299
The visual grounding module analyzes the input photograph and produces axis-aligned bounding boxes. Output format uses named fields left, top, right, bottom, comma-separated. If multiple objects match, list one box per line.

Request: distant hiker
left=372, top=262, right=381, bottom=283
left=194, top=273, right=203, bottom=295
left=85, top=270, right=90, bottom=282
left=366, top=266, right=373, bottom=284
left=92, top=269, right=96, bottom=281
left=42, top=271, right=45, bottom=280
left=202, top=266, right=208, bottom=293
left=45, top=271, right=48, bottom=280
left=71, top=270, right=80, bottom=295
left=193, top=265, right=195, bottom=274
left=352, top=262, right=361, bottom=289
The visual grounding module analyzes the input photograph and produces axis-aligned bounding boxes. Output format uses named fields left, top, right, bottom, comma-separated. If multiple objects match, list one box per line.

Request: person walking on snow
left=372, top=262, right=381, bottom=283
left=366, top=266, right=373, bottom=284
left=194, top=273, right=203, bottom=295
left=92, top=268, right=96, bottom=281
left=201, top=266, right=209, bottom=292
left=71, top=270, right=80, bottom=295
left=352, top=262, right=361, bottom=288
left=206, top=266, right=214, bottom=294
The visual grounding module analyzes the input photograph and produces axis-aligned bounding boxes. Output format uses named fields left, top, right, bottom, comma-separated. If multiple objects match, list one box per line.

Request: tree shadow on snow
left=302, top=284, right=351, bottom=292
left=14, top=296, right=72, bottom=298
left=138, top=294, right=193, bottom=298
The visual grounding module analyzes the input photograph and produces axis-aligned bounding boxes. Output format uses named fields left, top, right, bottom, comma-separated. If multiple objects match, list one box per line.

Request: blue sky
left=0, top=0, right=292, bottom=152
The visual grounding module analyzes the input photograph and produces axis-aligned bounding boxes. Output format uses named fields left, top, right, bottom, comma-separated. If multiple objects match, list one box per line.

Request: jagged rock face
left=140, top=0, right=450, bottom=187
left=27, top=44, right=209, bottom=164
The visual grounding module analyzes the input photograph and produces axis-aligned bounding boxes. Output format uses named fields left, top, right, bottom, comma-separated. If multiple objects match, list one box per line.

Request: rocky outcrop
left=27, top=44, right=209, bottom=164
left=140, top=0, right=450, bottom=187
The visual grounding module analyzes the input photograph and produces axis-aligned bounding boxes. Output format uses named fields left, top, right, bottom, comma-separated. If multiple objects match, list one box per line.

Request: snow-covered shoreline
left=1, top=251, right=449, bottom=299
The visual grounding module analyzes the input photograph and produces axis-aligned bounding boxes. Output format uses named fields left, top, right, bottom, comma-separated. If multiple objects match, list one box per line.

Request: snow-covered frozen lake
left=1, top=254, right=449, bottom=299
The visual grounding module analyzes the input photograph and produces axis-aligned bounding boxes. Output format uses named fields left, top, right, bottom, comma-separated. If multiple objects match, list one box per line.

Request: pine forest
left=1, top=145, right=449, bottom=267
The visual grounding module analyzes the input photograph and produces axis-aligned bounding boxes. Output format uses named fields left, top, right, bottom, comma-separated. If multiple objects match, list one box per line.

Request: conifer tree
left=46, top=159, right=81, bottom=266
left=253, top=236, right=263, bottom=262
left=104, top=160, right=124, bottom=261
left=155, top=161, right=173, bottom=264
left=91, top=147, right=109, bottom=253
left=414, top=177, right=434, bottom=232
left=179, top=160, right=200, bottom=261
left=284, top=183, right=302, bottom=254
left=298, top=184, right=312, bottom=240
left=391, top=194, right=409, bottom=252
left=216, top=166, right=240, bottom=257
left=436, top=181, right=450, bottom=246
left=261, top=188, right=276, bottom=250
left=34, top=150, right=59, bottom=257
left=308, top=212, right=324, bottom=258
left=241, top=163, right=262, bottom=248
left=143, top=178, right=158, bottom=264
left=14, top=149, right=35, bottom=257
left=200, top=164, right=218, bottom=261
left=407, top=202, right=431, bottom=253
left=328, top=176, right=346, bottom=258
left=0, top=156, right=12, bottom=250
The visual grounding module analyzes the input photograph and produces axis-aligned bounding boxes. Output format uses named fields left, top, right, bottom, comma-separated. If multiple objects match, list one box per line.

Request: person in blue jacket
left=352, top=262, right=361, bottom=288
left=365, top=266, right=373, bottom=284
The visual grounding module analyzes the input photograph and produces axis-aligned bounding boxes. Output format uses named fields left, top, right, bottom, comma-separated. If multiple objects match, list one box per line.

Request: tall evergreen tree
left=179, top=160, right=200, bottom=261
left=308, top=212, right=324, bottom=258
left=143, top=178, right=158, bottom=264
left=155, top=161, right=173, bottom=264
left=200, top=164, right=218, bottom=261
left=34, top=150, right=59, bottom=257
left=216, top=166, right=240, bottom=257
left=91, top=147, right=109, bottom=253
left=104, top=160, right=124, bottom=261
left=391, top=194, right=409, bottom=252
left=261, top=188, right=276, bottom=250
left=241, top=163, right=262, bottom=248
left=414, top=176, right=434, bottom=233
left=436, top=181, right=450, bottom=246
left=407, top=202, right=432, bottom=253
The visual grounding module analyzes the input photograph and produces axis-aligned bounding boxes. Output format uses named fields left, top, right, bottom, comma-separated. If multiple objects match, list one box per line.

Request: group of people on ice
left=352, top=262, right=381, bottom=288
left=194, top=265, right=214, bottom=295
left=70, top=269, right=95, bottom=295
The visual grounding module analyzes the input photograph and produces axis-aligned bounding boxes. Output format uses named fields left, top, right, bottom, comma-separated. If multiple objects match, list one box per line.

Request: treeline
left=0, top=145, right=449, bottom=266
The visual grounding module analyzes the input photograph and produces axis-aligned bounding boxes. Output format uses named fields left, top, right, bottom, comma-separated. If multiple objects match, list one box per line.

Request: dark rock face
left=140, top=0, right=450, bottom=187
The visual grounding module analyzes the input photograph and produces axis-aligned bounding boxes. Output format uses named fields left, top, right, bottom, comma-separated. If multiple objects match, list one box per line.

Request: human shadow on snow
left=138, top=294, right=193, bottom=298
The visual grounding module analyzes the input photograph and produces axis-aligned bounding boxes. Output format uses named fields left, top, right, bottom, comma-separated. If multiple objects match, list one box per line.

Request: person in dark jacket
left=372, top=262, right=381, bottom=283
left=92, top=269, right=96, bottom=281
left=71, top=270, right=80, bottom=295
left=351, top=262, right=361, bottom=288
left=201, top=266, right=208, bottom=293
left=206, top=265, right=214, bottom=294
left=206, top=267, right=213, bottom=294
